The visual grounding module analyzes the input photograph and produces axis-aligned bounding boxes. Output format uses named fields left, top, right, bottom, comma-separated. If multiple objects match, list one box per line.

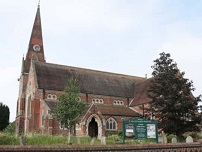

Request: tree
left=55, top=77, right=86, bottom=144
left=148, top=52, right=202, bottom=141
left=0, top=102, right=10, bottom=131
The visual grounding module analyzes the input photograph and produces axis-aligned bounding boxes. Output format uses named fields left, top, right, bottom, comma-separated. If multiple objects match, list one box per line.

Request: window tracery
left=106, top=117, right=117, bottom=130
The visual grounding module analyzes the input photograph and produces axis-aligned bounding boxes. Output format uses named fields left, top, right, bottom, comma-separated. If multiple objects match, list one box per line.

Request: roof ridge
left=35, top=61, right=146, bottom=80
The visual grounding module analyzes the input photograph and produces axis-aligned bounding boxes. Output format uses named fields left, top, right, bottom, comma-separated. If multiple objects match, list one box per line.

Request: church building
left=16, top=4, right=150, bottom=138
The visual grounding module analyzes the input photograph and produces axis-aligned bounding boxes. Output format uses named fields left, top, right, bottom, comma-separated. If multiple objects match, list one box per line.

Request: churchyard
left=0, top=131, right=202, bottom=145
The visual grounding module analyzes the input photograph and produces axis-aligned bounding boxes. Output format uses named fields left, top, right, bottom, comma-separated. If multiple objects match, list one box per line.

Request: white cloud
left=41, top=0, right=164, bottom=34
left=42, top=0, right=132, bottom=31
left=1, top=0, right=202, bottom=122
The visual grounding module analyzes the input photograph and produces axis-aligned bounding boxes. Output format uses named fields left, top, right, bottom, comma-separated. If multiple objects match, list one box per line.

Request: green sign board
left=122, top=118, right=158, bottom=143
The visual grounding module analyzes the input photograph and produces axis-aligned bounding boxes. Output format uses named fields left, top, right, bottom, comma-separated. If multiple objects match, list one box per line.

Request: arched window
left=47, top=94, right=57, bottom=100
left=59, top=122, right=67, bottom=130
left=92, top=98, right=104, bottom=104
left=47, top=94, right=52, bottom=99
left=76, top=97, right=81, bottom=102
left=106, top=118, right=117, bottom=130
left=113, top=100, right=124, bottom=105
left=52, top=94, right=57, bottom=99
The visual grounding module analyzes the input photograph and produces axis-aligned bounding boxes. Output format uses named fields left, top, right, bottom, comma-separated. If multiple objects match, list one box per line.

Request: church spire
left=24, top=3, right=45, bottom=73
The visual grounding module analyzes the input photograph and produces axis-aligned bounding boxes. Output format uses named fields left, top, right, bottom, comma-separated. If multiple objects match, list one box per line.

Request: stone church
left=16, top=4, right=150, bottom=138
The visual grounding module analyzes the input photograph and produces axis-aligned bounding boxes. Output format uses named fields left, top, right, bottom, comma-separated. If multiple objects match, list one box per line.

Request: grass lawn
left=0, top=132, right=201, bottom=145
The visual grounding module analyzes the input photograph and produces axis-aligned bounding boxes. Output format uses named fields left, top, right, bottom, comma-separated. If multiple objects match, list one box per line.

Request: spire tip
left=38, top=0, right=40, bottom=7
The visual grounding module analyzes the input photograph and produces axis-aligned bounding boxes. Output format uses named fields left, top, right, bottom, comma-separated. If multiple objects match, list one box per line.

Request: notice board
left=122, top=118, right=158, bottom=143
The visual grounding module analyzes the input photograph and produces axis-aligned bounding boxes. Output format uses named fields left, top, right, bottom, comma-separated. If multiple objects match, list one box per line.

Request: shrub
left=3, top=121, right=16, bottom=135
left=117, top=130, right=122, bottom=137
left=197, top=132, right=202, bottom=139
left=106, top=135, right=122, bottom=144
left=167, top=135, right=177, bottom=143
left=105, top=130, right=120, bottom=137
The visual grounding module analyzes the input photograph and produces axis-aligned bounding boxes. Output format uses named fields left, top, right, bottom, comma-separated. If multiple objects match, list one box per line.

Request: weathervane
left=38, top=0, right=40, bottom=7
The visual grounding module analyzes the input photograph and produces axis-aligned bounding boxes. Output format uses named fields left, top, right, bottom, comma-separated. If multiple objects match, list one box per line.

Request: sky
left=0, top=0, right=202, bottom=122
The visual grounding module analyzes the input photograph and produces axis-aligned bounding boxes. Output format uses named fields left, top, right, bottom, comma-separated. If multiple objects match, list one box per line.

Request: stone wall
left=0, top=143, right=201, bottom=152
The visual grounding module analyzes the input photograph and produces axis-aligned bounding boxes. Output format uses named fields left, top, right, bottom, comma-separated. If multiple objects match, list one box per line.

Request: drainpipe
left=142, top=104, right=145, bottom=118
left=86, top=93, right=88, bottom=104
left=127, top=98, right=129, bottom=106
left=43, top=89, right=45, bottom=100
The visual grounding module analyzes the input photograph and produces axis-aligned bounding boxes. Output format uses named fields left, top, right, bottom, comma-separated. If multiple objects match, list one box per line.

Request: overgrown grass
left=1, top=132, right=201, bottom=145
left=166, top=132, right=202, bottom=143
left=167, top=135, right=177, bottom=143
left=25, top=135, right=101, bottom=145
left=0, top=133, right=19, bottom=145
left=106, top=135, right=122, bottom=144
left=124, top=139, right=157, bottom=144
left=25, top=135, right=67, bottom=145
left=105, top=135, right=157, bottom=144
left=0, top=133, right=102, bottom=145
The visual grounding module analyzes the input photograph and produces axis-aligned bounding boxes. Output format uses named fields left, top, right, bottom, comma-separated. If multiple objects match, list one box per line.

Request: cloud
left=160, top=17, right=202, bottom=59
left=43, top=0, right=131, bottom=31
left=1, top=0, right=202, bottom=121
left=42, top=0, right=164, bottom=34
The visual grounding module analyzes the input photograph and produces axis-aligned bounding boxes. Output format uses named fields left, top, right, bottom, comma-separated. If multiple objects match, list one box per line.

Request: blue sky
left=0, top=0, right=202, bottom=122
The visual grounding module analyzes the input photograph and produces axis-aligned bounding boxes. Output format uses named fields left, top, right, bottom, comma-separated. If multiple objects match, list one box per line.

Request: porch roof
left=95, top=104, right=141, bottom=117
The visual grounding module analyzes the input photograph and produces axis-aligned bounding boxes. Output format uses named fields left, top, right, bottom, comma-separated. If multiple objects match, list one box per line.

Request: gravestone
left=186, top=136, right=193, bottom=143
left=101, top=136, right=106, bottom=145
left=90, top=138, right=95, bottom=145
left=171, top=137, right=177, bottom=143
left=20, top=136, right=25, bottom=146
left=77, top=136, right=81, bottom=145
left=158, top=131, right=167, bottom=143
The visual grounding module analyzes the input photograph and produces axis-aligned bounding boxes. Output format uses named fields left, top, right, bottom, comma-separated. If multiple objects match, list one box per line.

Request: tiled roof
left=130, top=78, right=152, bottom=106
left=44, top=99, right=141, bottom=118
left=95, top=104, right=141, bottom=117
left=35, top=61, right=145, bottom=98
left=44, top=99, right=58, bottom=111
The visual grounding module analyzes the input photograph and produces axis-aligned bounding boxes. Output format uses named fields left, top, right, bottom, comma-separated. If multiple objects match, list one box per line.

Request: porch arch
left=86, top=114, right=102, bottom=139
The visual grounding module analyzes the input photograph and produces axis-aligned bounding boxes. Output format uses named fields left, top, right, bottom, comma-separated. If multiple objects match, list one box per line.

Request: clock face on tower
left=33, top=44, right=41, bottom=52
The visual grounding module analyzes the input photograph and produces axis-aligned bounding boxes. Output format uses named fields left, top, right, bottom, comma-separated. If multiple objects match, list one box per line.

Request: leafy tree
left=55, top=77, right=86, bottom=144
left=148, top=52, right=201, bottom=141
left=0, top=102, right=10, bottom=131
